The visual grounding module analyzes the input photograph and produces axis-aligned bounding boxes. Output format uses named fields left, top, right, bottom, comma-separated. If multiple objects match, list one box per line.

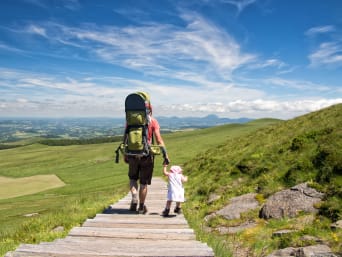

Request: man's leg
left=128, top=157, right=139, bottom=211
left=138, top=183, right=148, bottom=214
left=138, top=156, right=154, bottom=214
left=129, top=179, right=138, bottom=211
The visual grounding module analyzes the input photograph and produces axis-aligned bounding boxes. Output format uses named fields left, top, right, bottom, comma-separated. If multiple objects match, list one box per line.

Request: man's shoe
left=138, top=205, right=148, bottom=214
left=129, top=201, right=137, bottom=211
left=174, top=207, right=182, bottom=214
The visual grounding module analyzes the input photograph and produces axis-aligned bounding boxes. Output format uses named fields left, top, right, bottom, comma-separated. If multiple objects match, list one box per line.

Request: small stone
left=272, top=229, right=297, bottom=238
left=208, top=193, right=220, bottom=204
left=23, top=213, right=39, bottom=217
left=52, top=226, right=64, bottom=232
left=330, top=220, right=342, bottom=230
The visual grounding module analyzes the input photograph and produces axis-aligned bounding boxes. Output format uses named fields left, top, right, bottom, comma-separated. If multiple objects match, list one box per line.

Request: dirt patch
left=0, top=174, right=65, bottom=200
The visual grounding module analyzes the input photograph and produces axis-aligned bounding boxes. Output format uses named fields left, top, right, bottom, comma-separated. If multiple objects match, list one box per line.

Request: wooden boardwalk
left=6, top=177, right=214, bottom=257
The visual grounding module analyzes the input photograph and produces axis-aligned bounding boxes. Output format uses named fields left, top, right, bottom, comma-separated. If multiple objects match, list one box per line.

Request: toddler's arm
left=181, top=175, right=188, bottom=183
left=163, top=165, right=169, bottom=176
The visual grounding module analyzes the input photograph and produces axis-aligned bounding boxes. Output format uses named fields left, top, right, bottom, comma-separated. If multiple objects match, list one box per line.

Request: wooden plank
left=93, top=215, right=185, bottom=222
left=68, top=227, right=196, bottom=240
left=83, top=219, right=189, bottom=229
left=12, top=242, right=214, bottom=256
left=58, top=236, right=210, bottom=248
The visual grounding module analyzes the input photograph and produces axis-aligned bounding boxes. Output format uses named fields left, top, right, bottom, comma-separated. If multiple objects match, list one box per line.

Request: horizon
left=1, top=1, right=341, bottom=119
left=0, top=113, right=254, bottom=120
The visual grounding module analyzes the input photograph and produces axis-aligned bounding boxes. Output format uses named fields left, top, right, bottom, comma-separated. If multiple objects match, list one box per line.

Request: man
left=125, top=97, right=169, bottom=214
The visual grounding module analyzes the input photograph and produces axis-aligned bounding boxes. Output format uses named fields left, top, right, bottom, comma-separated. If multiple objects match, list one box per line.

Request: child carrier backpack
left=115, top=92, right=161, bottom=163
left=124, top=92, right=151, bottom=156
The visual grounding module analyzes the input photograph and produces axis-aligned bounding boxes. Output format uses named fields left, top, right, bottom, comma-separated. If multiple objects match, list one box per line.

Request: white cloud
left=305, top=25, right=335, bottom=36
left=309, top=42, right=342, bottom=67
left=247, top=58, right=286, bottom=70
left=0, top=42, right=25, bottom=53
left=305, top=25, right=342, bottom=67
left=21, top=13, right=255, bottom=82
left=1, top=67, right=341, bottom=119
left=156, top=98, right=342, bottom=119
left=222, top=0, right=257, bottom=14
left=264, top=77, right=332, bottom=92
left=26, top=25, right=47, bottom=37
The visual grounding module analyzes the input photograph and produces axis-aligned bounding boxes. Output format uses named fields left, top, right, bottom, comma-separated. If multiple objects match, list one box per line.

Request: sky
left=0, top=0, right=341, bottom=119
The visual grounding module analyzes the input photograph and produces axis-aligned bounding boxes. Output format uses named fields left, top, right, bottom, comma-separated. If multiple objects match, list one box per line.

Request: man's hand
left=163, top=157, right=170, bottom=165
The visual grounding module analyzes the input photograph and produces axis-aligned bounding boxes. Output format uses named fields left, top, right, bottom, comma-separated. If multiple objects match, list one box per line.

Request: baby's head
left=170, top=165, right=182, bottom=174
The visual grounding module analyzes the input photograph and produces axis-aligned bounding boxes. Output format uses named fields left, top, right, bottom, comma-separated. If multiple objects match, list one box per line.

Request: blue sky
left=0, top=0, right=341, bottom=119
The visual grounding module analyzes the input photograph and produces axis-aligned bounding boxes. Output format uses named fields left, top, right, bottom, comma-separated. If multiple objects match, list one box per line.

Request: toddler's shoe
left=162, top=208, right=170, bottom=217
left=174, top=207, right=182, bottom=214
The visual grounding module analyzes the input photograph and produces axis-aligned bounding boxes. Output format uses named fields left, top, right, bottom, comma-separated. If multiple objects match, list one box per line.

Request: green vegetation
left=1, top=104, right=341, bottom=256
left=38, top=135, right=122, bottom=146
left=183, top=103, right=342, bottom=256
left=0, top=119, right=276, bottom=256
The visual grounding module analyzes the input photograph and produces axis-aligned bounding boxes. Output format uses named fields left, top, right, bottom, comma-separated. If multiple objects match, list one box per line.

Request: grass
left=0, top=119, right=278, bottom=256
left=183, top=103, right=342, bottom=256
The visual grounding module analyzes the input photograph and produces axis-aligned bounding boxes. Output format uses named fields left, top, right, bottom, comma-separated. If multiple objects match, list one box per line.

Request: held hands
left=163, top=156, right=170, bottom=165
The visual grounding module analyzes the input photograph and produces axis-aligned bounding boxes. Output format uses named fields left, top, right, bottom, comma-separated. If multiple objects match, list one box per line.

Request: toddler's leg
left=162, top=200, right=172, bottom=217
left=174, top=202, right=182, bottom=214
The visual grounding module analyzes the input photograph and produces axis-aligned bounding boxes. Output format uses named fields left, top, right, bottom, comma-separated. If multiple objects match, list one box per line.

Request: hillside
left=183, top=103, right=342, bottom=256
left=0, top=105, right=341, bottom=256
left=0, top=118, right=279, bottom=256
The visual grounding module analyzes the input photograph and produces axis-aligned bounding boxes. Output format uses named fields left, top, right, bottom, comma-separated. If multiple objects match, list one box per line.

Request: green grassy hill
left=0, top=118, right=279, bottom=256
left=183, top=103, right=342, bottom=256
left=0, top=104, right=340, bottom=256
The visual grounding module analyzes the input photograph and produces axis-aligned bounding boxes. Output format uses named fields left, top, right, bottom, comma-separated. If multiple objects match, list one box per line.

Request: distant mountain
left=157, top=115, right=252, bottom=129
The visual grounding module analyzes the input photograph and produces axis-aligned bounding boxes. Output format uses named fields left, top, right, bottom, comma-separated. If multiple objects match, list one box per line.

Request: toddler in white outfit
left=162, top=165, right=188, bottom=217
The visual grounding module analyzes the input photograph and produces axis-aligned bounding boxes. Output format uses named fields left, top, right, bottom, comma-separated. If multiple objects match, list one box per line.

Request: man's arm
left=152, top=118, right=170, bottom=164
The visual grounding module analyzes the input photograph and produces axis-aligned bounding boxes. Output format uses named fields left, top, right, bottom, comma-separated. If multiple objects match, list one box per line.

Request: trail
left=6, top=177, right=214, bottom=257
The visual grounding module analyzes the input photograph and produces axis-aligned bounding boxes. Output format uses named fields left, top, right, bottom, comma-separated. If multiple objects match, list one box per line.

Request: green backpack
left=115, top=92, right=161, bottom=163
left=125, top=92, right=150, bottom=155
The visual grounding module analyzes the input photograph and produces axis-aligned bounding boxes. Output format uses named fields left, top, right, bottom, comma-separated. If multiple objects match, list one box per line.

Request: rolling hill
left=183, top=103, right=341, bottom=256
left=0, top=104, right=341, bottom=256
left=0, top=117, right=279, bottom=256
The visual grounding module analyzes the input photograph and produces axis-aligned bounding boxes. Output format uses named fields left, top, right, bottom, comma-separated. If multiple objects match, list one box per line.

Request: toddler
left=162, top=165, right=188, bottom=217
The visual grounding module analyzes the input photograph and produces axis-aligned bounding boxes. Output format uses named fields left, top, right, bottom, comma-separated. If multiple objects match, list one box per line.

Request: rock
left=266, top=244, right=338, bottom=257
left=272, top=229, right=297, bottom=238
left=216, top=193, right=259, bottom=220
left=217, top=221, right=257, bottom=234
left=260, top=183, right=323, bottom=219
left=300, top=235, right=325, bottom=244
left=298, top=244, right=338, bottom=257
left=52, top=226, right=64, bottom=232
left=331, top=220, right=342, bottom=230
left=266, top=247, right=297, bottom=257
left=208, top=193, right=220, bottom=204
left=203, top=212, right=216, bottom=222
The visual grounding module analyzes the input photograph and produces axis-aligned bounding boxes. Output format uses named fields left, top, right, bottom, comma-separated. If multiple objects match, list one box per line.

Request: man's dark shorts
left=128, top=155, right=154, bottom=185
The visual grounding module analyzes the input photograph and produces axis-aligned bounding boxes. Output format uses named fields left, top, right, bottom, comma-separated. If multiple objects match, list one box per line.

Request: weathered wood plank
left=5, top=177, right=215, bottom=257
left=57, top=236, right=210, bottom=248
left=12, top=242, right=214, bottom=256
left=68, top=227, right=196, bottom=240
left=83, top=219, right=189, bottom=229
left=93, top=215, right=185, bottom=221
